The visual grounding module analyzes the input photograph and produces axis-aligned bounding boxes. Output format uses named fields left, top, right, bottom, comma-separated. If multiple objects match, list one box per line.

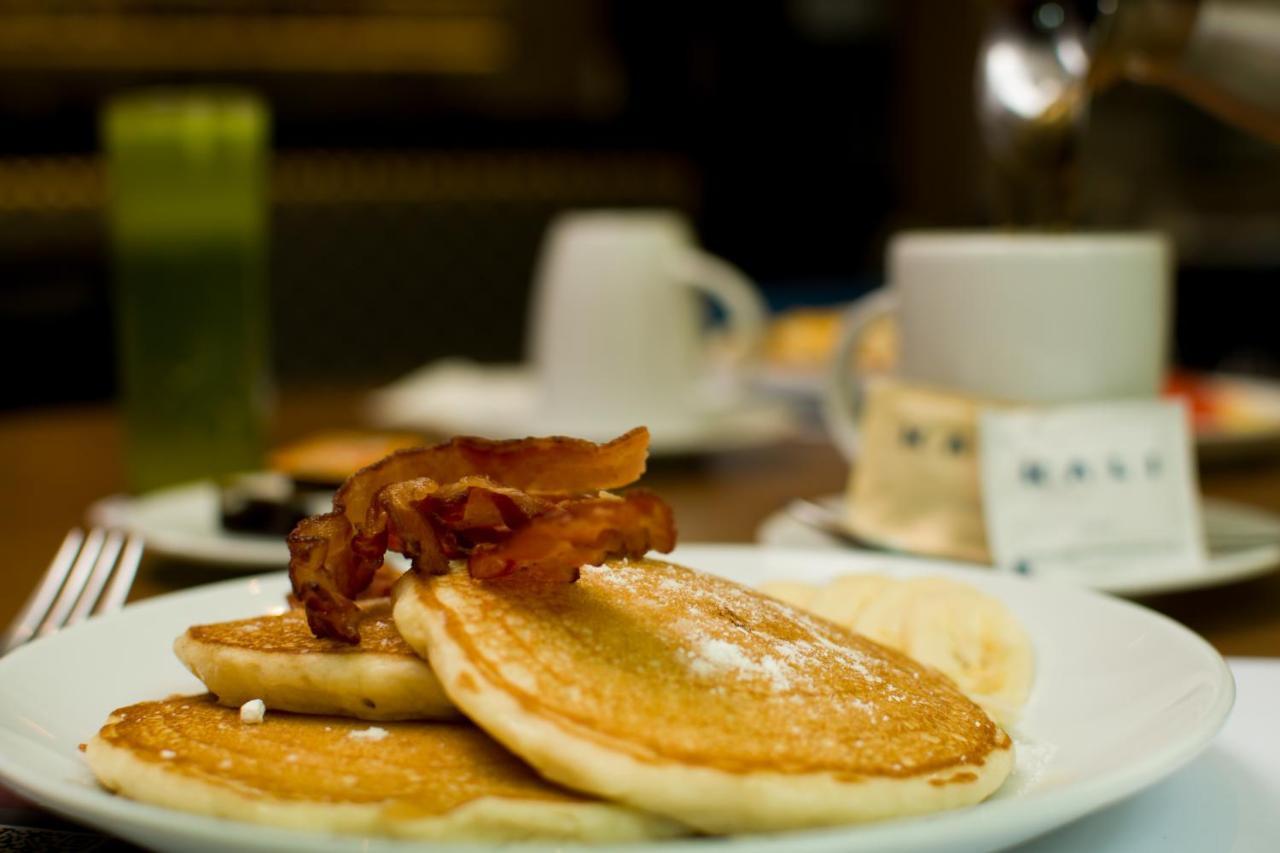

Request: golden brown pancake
left=174, top=601, right=455, bottom=721
left=393, top=559, right=1014, bottom=834
left=84, top=695, right=684, bottom=841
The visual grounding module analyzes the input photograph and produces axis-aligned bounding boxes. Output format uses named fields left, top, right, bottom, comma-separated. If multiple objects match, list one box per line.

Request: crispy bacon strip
left=468, top=490, right=677, bottom=583
left=334, top=428, right=650, bottom=526
left=288, top=429, right=655, bottom=642
left=289, top=511, right=370, bottom=640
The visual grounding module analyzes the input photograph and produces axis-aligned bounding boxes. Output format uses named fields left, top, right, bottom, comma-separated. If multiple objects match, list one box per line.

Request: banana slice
left=807, top=574, right=894, bottom=628
left=895, top=580, right=1033, bottom=725
left=840, top=577, right=919, bottom=650
left=755, top=573, right=1034, bottom=724
left=755, top=581, right=818, bottom=610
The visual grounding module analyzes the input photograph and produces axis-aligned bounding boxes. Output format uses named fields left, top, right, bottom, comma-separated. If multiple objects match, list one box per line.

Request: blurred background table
left=3, top=388, right=1280, bottom=658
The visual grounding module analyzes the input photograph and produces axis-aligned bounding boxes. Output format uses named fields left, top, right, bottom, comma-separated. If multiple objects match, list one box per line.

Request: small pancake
left=393, top=559, right=1014, bottom=834
left=85, top=695, right=683, bottom=842
left=174, top=601, right=455, bottom=721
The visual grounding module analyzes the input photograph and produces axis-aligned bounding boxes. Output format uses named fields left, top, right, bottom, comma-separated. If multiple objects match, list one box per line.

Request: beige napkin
left=847, top=378, right=998, bottom=563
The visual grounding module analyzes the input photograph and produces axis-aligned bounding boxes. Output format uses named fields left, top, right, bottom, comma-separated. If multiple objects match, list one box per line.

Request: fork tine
left=36, top=528, right=106, bottom=638
left=97, top=533, right=143, bottom=615
left=66, top=529, right=126, bottom=626
left=0, top=529, right=85, bottom=654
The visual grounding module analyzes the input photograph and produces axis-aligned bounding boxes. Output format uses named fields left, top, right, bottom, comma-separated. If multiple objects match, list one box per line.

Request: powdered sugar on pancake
left=582, top=561, right=895, bottom=710
left=347, top=726, right=390, bottom=742
left=686, top=635, right=793, bottom=691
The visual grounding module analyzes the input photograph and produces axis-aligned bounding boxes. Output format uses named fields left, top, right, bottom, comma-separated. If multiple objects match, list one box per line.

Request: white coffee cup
left=825, top=231, right=1172, bottom=456
left=528, top=209, right=766, bottom=433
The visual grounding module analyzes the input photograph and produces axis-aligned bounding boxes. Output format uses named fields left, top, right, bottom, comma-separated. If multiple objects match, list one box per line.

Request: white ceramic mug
left=825, top=231, right=1172, bottom=456
left=528, top=209, right=766, bottom=433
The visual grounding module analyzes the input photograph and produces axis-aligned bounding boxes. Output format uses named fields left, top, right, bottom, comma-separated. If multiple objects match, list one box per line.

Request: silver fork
left=0, top=528, right=143, bottom=655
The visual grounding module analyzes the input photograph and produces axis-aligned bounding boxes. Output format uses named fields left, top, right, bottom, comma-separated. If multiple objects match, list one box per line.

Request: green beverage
left=105, top=90, right=270, bottom=493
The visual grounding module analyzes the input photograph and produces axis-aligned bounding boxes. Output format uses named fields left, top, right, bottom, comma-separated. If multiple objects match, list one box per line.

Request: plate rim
left=0, top=544, right=1236, bottom=853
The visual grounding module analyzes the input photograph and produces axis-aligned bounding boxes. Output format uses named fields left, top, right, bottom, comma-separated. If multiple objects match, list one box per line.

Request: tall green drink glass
left=105, top=90, right=271, bottom=493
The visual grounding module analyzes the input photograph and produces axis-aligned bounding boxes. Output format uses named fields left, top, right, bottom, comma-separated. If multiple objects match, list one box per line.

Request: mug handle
left=672, top=248, right=767, bottom=366
left=822, top=289, right=899, bottom=458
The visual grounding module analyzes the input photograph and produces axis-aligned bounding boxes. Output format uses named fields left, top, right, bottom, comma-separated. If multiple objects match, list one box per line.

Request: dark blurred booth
left=2, top=0, right=1278, bottom=409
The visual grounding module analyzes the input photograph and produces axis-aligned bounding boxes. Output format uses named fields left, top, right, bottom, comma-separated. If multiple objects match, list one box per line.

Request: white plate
left=758, top=495, right=1280, bottom=597
left=0, top=545, right=1233, bottom=853
left=365, top=360, right=800, bottom=456
left=1015, top=657, right=1279, bottom=853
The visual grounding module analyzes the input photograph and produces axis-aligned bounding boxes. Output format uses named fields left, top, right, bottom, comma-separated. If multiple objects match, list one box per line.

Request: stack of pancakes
left=86, top=559, right=1016, bottom=841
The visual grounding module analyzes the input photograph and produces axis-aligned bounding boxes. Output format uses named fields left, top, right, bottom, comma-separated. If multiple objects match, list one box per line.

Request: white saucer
left=365, top=359, right=801, bottom=455
left=0, top=545, right=1235, bottom=853
left=757, top=494, right=1280, bottom=597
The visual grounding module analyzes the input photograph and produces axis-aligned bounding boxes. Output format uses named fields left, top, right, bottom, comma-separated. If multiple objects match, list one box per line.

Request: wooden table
left=3, top=389, right=1280, bottom=657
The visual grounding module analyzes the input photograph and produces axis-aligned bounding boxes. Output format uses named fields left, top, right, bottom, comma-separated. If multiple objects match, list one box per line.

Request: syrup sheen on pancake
left=84, top=695, right=684, bottom=842
left=184, top=603, right=414, bottom=657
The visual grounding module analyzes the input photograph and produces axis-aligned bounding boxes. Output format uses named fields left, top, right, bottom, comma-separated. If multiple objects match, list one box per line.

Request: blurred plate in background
left=88, top=483, right=415, bottom=571
left=87, top=482, right=322, bottom=568
left=366, top=359, right=802, bottom=455
left=1170, top=372, right=1280, bottom=462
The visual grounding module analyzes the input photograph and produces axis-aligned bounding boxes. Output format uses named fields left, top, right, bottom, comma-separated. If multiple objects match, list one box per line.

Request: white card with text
left=979, top=400, right=1205, bottom=579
